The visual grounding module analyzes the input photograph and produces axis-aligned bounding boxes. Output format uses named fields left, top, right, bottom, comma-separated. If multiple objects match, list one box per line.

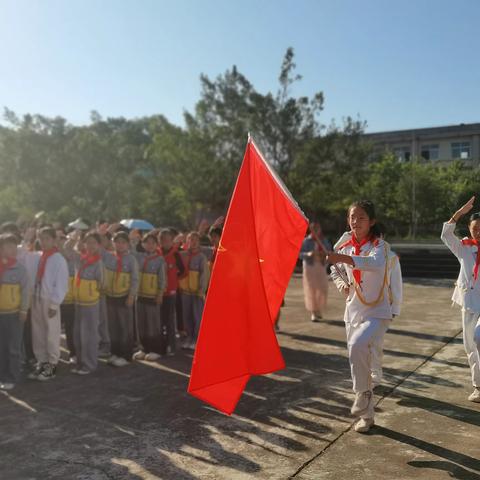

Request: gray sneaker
left=354, top=417, right=374, bottom=433
left=468, top=388, right=480, bottom=403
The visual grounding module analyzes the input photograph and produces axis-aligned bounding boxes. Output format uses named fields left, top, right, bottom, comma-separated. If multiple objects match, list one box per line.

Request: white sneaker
left=107, top=355, right=118, bottom=365
left=112, top=357, right=129, bottom=367
left=468, top=388, right=480, bottom=402
left=132, top=351, right=146, bottom=361
left=0, top=383, right=14, bottom=390
left=351, top=391, right=373, bottom=416
left=76, top=368, right=91, bottom=375
left=144, top=352, right=161, bottom=361
left=354, top=417, right=374, bottom=433
left=188, top=341, right=196, bottom=350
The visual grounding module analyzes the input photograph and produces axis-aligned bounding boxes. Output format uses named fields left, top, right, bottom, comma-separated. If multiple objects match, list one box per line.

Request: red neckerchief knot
left=462, top=238, right=480, bottom=281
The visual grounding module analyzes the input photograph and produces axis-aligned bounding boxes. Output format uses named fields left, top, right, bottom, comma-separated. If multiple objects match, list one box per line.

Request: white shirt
left=441, top=222, right=480, bottom=313
left=388, top=252, right=403, bottom=316
left=331, top=237, right=393, bottom=324
left=28, top=251, right=69, bottom=308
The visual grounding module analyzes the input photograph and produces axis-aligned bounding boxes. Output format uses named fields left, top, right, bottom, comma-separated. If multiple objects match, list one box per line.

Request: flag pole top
left=247, top=131, right=252, bottom=143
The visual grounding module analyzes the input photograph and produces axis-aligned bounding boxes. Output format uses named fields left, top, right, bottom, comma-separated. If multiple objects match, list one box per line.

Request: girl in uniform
left=328, top=200, right=392, bottom=433
left=441, top=196, right=480, bottom=403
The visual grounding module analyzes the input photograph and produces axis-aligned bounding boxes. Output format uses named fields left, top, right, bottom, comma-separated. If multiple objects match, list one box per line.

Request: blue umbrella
left=120, top=219, right=155, bottom=231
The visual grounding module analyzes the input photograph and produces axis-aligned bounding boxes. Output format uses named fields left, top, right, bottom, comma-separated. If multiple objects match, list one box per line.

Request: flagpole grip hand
left=326, top=252, right=354, bottom=267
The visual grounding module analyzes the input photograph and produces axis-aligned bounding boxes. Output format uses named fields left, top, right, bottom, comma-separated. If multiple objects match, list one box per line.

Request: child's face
left=40, top=233, right=56, bottom=251
left=143, top=237, right=158, bottom=254
left=469, top=219, right=480, bottom=241
left=160, top=234, right=173, bottom=250
left=1, top=243, right=17, bottom=259
left=85, top=237, right=100, bottom=255
left=114, top=238, right=129, bottom=254
left=188, top=235, right=200, bottom=250
left=348, top=206, right=375, bottom=241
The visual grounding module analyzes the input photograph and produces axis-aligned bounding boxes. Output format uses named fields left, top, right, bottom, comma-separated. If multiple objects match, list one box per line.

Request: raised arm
left=441, top=196, right=475, bottom=258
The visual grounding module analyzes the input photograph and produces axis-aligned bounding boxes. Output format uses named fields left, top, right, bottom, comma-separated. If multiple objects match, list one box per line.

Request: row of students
left=0, top=222, right=214, bottom=389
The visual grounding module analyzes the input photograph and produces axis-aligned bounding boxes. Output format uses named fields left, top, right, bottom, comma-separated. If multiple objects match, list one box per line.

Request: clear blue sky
left=1, top=0, right=479, bottom=132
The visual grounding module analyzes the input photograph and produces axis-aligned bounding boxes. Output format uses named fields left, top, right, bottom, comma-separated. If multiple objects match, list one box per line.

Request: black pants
left=137, top=297, right=165, bottom=354
left=22, top=309, right=35, bottom=363
left=61, top=303, right=76, bottom=357
left=161, top=295, right=177, bottom=353
left=107, top=296, right=134, bottom=360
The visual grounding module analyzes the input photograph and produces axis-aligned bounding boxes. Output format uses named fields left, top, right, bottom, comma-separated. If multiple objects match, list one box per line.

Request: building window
left=421, top=144, right=439, bottom=160
left=451, top=141, right=470, bottom=159
left=393, top=147, right=411, bottom=162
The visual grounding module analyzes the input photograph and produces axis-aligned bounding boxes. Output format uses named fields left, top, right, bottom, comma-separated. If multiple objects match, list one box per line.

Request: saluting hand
left=451, top=196, right=475, bottom=223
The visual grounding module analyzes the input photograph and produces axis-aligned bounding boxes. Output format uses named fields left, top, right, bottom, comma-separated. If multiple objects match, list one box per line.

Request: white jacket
left=388, top=252, right=403, bottom=316
left=331, top=236, right=393, bottom=324
left=441, top=222, right=480, bottom=313
left=29, top=251, right=69, bottom=309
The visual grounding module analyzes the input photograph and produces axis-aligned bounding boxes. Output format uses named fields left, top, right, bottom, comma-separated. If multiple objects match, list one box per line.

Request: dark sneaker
left=28, top=363, right=44, bottom=380
left=37, top=363, right=57, bottom=381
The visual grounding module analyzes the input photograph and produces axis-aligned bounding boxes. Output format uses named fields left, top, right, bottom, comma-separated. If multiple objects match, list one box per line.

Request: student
left=328, top=200, right=392, bottom=433
left=333, top=224, right=403, bottom=387
left=179, top=232, right=209, bottom=350
left=159, top=228, right=185, bottom=356
left=132, top=231, right=166, bottom=361
left=0, top=234, right=30, bottom=390
left=102, top=231, right=139, bottom=367
left=28, top=227, right=69, bottom=381
left=299, top=222, right=331, bottom=322
left=59, top=231, right=76, bottom=363
left=441, top=196, right=480, bottom=403
left=69, top=232, right=103, bottom=374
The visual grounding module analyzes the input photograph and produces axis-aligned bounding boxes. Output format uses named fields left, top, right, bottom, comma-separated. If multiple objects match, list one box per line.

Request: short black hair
left=113, top=231, right=129, bottom=243
left=38, top=226, right=57, bottom=239
left=469, top=212, right=480, bottom=223
left=0, top=233, right=19, bottom=247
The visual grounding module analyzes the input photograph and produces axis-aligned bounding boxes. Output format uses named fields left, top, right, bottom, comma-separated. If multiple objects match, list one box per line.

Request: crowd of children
left=0, top=219, right=218, bottom=390
left=1, top=199, right=479, bottom=438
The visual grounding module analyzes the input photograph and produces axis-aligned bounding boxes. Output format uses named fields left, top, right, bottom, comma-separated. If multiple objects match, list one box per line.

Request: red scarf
left=143, top=253, right=160, bottom=272
left=0, top=257, right=16, bottom=283
left=462, top=238, right=480, bottom=281
left=76, top=253, right=101, bottom=287
left=339, top=235, right=374, bottom=284
left=37, top=247, right=58, bottom=283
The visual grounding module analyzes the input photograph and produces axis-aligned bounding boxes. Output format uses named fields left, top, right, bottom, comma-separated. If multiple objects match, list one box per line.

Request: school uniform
left=0, top=260, right=29, bottom=384
left=179, top=249, right=210, bottom=346
left=334, top=232, right=403, bottom=385
left=331, top=236, right=392, bottom=420
left=31, top=249, right=69, bottom=367
left=441, top=222, right=480, bottom=388
left=73, top=253, right=103, bottom=372
left=161, top=247, right=185, bottom=354
left=102, top=250, right=139, bottom=361
left=61, top=255, right=76, bottom=359
left=134, top=252, right=166, bottom=354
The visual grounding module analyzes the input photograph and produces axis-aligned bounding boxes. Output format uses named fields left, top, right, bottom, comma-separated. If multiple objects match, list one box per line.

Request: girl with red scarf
left=328, top=201, right=391, bottom=433
left=441, top=196, right=480, bottom=403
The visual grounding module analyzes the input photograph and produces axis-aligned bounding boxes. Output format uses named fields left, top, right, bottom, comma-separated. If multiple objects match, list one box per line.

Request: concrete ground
left=1, top=277, right=479, bottom=480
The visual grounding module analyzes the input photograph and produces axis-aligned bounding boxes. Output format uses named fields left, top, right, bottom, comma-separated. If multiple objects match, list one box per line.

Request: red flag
left=188, top=138, right=308, bottom=414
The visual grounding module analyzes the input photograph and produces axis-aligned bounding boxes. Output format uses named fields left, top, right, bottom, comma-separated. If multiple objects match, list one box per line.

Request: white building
left=364, top=122, right=480, bottom=165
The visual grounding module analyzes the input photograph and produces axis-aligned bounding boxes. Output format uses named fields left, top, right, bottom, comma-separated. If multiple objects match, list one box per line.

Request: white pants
left=371, top=321, right=390, bottom=383
left=462, top=309, right=480, bottom=387
left=346, top=317, right=391, bottom=394
left=32, top=297, right=61, bottom=365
